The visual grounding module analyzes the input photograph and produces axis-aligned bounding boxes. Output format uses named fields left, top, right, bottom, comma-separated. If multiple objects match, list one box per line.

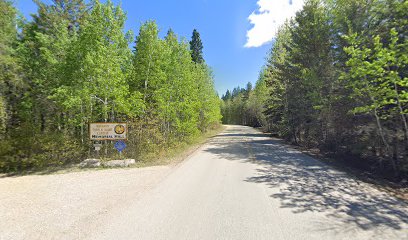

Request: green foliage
left=130, top=21, right=221, bottom=143
left=223, top=0, right=408, bottom=176
left=0, top=132, right=85, bottom=172
left=0, top=0, right=220, bottom=173
left=344, top=28, right=408, bottom=118
left=132, top=21, right=166, bottom=106
left=59, top=0, right=137, bottom=125
left=0, top=0, right=20, bottom=136
left=264, top=23, right=291, bottom=135
left=0, top=97, right=6, bottom=135
left=221, top=79, right=267, bottom=128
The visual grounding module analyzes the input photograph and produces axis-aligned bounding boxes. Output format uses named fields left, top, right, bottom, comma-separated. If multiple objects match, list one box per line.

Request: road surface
left=1, top=125, right=407, bottom=240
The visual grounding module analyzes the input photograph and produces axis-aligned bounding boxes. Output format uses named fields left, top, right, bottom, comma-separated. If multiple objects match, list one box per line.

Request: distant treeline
left=221, top=0, right=407, bottom=178
left=0, top=0, right=221, bottom=172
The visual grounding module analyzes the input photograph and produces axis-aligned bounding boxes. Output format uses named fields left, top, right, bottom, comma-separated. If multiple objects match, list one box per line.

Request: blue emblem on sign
left=114, top=140, right=126, bottom=152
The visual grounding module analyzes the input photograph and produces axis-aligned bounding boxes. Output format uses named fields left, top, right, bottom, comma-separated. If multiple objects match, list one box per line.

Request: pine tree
left=281, top=0, right=335, bottom=144
left=263, top=23, right=291, bottom=136
left=222, top=90, right=231, bottom=101
left=189, top=29, right=204, bottom=64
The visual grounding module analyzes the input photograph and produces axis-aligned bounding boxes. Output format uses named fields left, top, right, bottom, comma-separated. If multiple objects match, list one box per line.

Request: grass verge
left=132, top=125, right=226, bottom=168
left=0, top=125, right=225, bottom=177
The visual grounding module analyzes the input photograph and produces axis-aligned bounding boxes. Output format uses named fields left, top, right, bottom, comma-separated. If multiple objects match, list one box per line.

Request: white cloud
left=244, top=0, right=304, bottom=48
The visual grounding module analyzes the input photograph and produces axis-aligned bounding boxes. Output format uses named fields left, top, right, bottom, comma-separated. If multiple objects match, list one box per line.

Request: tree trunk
left=393, top=82, right=408, bottom=152
left=373, top=107, right=397, bottom=174
left=392, top=129, right=400, bottom=178
left=80, top=103, right=84, bottom=143
left=144, top=48, right=153, bottom=103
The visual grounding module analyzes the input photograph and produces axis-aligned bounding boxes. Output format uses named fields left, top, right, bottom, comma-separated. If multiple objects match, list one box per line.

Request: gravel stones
left=79, top=159, right=136, bottom=168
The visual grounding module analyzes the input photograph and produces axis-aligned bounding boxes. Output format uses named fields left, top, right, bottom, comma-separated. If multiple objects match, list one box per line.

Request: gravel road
left=1, top=125, right=407, bottom=240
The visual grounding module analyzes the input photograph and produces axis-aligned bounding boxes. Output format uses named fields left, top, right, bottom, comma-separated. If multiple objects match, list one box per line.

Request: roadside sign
left=89, top=123, right=127, bottom=140
left=114, top=141, right=126, bottom=152
left=93, top=143, right=102, bottom=151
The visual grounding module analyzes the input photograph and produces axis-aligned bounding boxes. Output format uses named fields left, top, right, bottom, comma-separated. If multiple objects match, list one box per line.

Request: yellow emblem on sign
left=114, top=124, right=125, bottom=134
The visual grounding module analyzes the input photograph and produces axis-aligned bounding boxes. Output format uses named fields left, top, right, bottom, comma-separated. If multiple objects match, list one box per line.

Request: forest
left=221, top=0, right=408, bottom=179
left=0, top=0, right=221, bottom=172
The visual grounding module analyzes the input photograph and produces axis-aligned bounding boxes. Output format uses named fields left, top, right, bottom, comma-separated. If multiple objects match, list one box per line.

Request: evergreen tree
left=222, top=90, right=231, bottom=101
left=263, top=23, right=291, bottom=136
left=248, top=0, right=408, bottom=175
left=189, top=29, right=204, bottom=64
left=283, top=0, right=335, bottom=144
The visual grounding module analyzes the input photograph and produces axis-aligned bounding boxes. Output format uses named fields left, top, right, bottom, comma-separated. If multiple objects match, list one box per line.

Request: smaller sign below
left=94, top=143, right=102, bottom=151
left=114, top=140, right=127, bottom=153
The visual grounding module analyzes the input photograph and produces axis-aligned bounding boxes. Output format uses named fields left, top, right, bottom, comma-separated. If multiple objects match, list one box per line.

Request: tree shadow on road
left=204, top=133, right=408, bottom=234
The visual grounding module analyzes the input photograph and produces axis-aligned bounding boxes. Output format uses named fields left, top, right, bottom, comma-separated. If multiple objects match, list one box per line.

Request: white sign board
left=89, top=123, right=127, bottom=140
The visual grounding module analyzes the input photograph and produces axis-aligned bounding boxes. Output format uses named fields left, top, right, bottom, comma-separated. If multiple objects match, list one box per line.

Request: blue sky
left=16, top=0, right=304, bottom=95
